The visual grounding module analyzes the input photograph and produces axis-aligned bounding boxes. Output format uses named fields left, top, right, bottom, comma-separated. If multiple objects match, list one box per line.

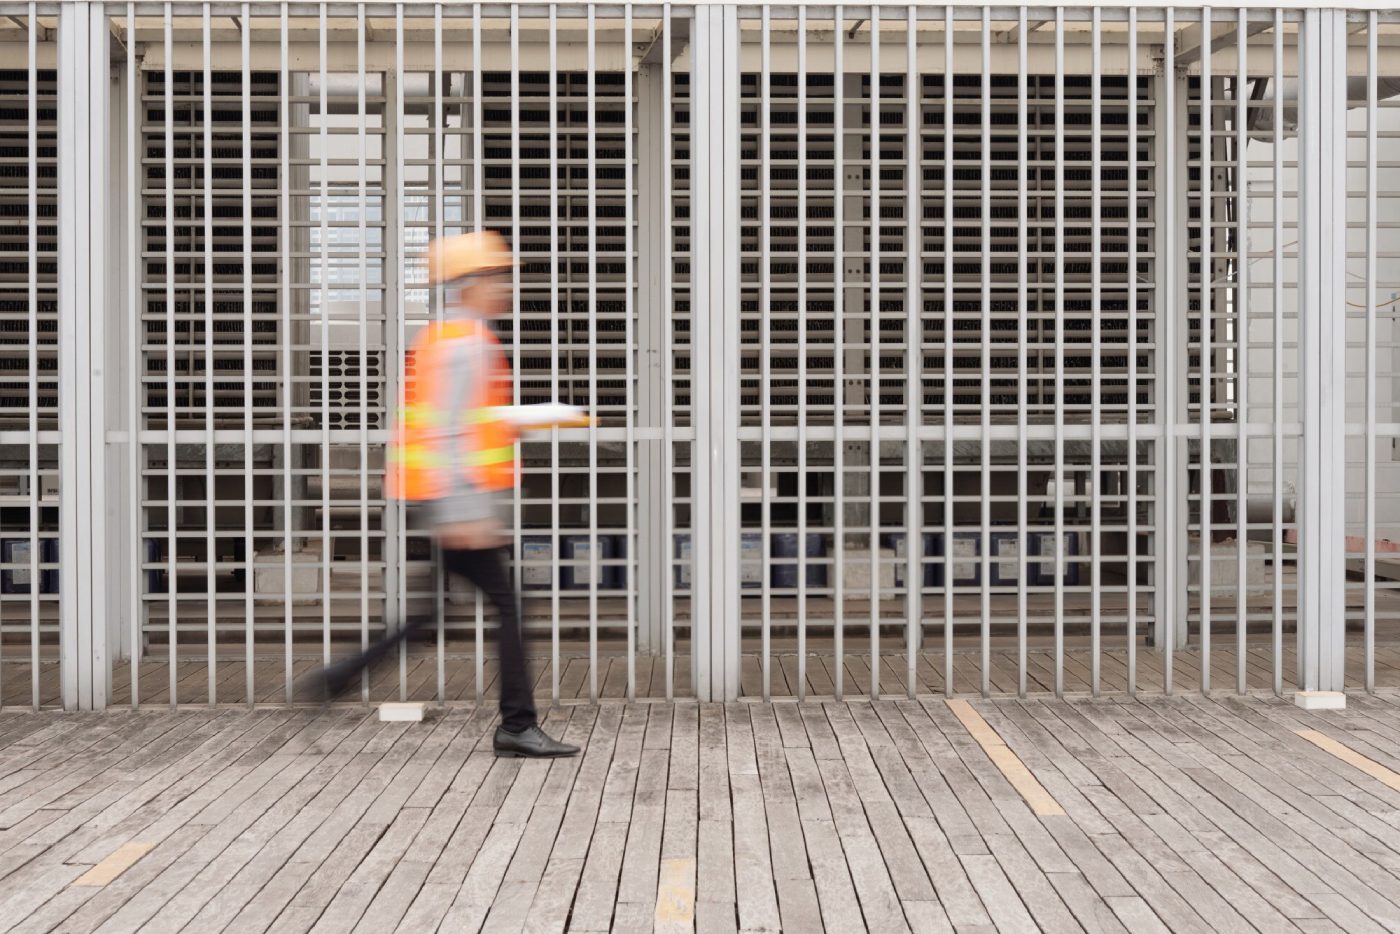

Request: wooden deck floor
left=2, top=694, right=1400, bottom=932
left=5, top=637, right=1400, bottom=708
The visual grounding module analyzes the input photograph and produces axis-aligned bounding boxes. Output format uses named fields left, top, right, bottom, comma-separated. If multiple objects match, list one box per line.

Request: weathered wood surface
left=11, top=638, right=1400, bottom=708
left=2, top=693, right=1400, bottom=931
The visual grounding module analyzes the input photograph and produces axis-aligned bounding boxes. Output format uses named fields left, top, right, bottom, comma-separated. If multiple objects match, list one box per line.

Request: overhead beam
left=1176, top=20, right=1272, bottom=67
left=638, top=14, right=686, bottom=66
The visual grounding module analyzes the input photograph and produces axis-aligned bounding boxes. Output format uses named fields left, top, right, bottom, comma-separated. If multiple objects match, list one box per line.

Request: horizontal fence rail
left=3, top=2, right=1397, bottom=708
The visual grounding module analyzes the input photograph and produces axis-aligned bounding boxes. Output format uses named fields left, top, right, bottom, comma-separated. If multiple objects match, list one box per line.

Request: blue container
left=770, top=533, right=827, bottom=589
left=673, top=532, right=764, bottom=590
left=1029, top=531, right=1080, bottom=586
left=881, top=533, right=940, bottom=589
left=0, top=538, right=58, bottom=595
left=989, top=531, right=1023, bottom=588
left=517, top=535, right=554, bottom=591
left=942, top=532, right=982, bottom=587
left=562, top=535, right=619, bottom=590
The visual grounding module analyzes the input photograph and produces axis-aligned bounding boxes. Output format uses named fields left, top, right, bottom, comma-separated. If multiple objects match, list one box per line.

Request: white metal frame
left=24, top=1, right=1388, bottom=708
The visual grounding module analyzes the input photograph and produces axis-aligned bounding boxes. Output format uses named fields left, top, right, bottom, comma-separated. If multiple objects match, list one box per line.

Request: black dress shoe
left=493, top=724, right=580, bottom=758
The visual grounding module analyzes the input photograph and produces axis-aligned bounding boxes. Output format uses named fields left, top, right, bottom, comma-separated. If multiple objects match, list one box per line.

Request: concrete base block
left=1294, top=691, right=1346, bottom=710
left=842, top=547, right=896, bottom=593
left=253, top=549, right=321, bottom=605
left=378, top=702, right=426, bottom=722
left=1189, top=540, right=1273, bottom=593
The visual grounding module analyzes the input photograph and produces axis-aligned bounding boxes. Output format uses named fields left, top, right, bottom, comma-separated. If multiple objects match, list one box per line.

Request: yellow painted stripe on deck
left=71, top=842, right=155, bottom=887
left=1296, top=729, right=1400, bottom=794
left=654, top=857, right=696, bottom=932
left=947, top=699, right=1066, bottom=817
left=946, top=698, right=1007, bottom=748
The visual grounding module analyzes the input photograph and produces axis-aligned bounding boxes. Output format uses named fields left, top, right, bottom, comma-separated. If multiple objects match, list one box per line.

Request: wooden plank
left=564, top=820, right=628, bottom=933
left=70, top=841, right=156, bottom=887
left=696, top=818, right=736, bottom=909
left=775, top=876, right=824, bottom=934
left=697, top=705, right=731, bottom=823
left=959, top=853, right=1044, bottom=934
left=727, top=705, right=780, bottom=933
left=798, top=815, right=866, bottom=933
left=597, top=705, right=649, bottom=824
left=750, top=705, right=809, bottom=882
left=520, top=857, right=584, bottom=934
left=654, top=856, right=697, bottom=934
left=552, top=704, right=624, bottom=862
left=615, top=745, right=669, bottom=909
left=437, top=819, right=530, bottom=933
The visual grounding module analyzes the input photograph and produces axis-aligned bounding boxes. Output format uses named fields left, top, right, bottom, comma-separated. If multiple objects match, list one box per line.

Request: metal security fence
left=12, top=1, right=1400, bottom=708
left=0, top=8, right=58, bottom=708
left=116, top=2, right=689, bottom=706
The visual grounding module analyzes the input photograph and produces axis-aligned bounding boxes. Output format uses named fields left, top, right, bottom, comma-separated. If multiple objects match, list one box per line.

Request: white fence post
left=57, top=1, right=115, bottom=710
left=1296, top=8, right=1348, bottom=704
left=689, top=3, right=741, bottom=701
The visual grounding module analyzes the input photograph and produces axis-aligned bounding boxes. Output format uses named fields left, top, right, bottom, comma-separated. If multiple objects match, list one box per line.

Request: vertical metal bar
left=126, top=0, right=140, bottom=710
left=393, top=1, right=406, bottom=701
left=282, top=1, right=293, bottom=704
left=797, top=5, right=808, bottom=701
left=869, top=5, right=880, bottom=700
left=1053, top=6, right=1065, bottom=696
left=1235, top=9, right=1249, bottom=694
left=1365, top=11, right=1377, bottom=693
left=510, top=4, right=522, bottom=707
left=901, top=1, right=924, bottom=700
left=760, top=5, right=771, bottom=702
left=624, top=5, right=636, bottom=700
left=509, top=1, right=520, bottom=708
left=587, top=3, right=598, bottom=702
left=662, top=3, right=673, bottom=701
left=452, top=2, right=460, bottom=704
left=1296, top=9, right=1348, bottom=697
left=202, top=6, right=216, bottom=705
left=906, top=4, right=921, bottom=700
left=357, top=3, right=369, bottom=704
left=242, top=0, right=255, bottom=707
left=319, top=1, right=331, bottom=674
left=24, top=0, right=40, bottom=704
left=1127, top=7, right=1139, bottom=695
left=1164, top=8, right=1177, bottom=694
left=1272, top=6, right=1283, bottom=698
left=1090, top=6, right=1102, bottom=697
left=1016, top=5, right=1028, bottom=698
left=979, top=5, right=991, bottom=698
left=833, top=5, right=846, bottom=701
left=549, top=2, right=561, bottom=704
left=942, top=4, right=954, bottom=696
left=1201, top=5, right=1213, bottom=695
left=164, top=2, right=177, bottom=706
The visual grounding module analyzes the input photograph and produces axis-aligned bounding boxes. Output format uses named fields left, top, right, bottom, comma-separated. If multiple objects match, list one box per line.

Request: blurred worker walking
left=304, top=231, right=578, bottom=759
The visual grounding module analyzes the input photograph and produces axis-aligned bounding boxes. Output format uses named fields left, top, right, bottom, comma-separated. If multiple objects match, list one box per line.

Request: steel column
left=1295, top=8, right=1347, bottom=700
left=57, top=2, right=114, bottom=710
left=689, top=3, right=741, bottom=701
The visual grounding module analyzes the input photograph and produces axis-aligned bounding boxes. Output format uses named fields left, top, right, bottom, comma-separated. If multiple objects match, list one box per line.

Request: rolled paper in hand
left=493, top=403, right=593, bottom=429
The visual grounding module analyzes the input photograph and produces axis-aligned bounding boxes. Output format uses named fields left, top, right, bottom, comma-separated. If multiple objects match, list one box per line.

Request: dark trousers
left=324, top=545, right=537, bottom=732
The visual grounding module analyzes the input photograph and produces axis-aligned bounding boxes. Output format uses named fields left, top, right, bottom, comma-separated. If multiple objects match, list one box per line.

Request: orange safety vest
left=386, top=318, right=518, bottom=501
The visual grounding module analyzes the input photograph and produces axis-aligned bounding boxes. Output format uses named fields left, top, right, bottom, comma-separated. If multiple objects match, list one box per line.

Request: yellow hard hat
left=426, top=230, right=516, bottom=285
